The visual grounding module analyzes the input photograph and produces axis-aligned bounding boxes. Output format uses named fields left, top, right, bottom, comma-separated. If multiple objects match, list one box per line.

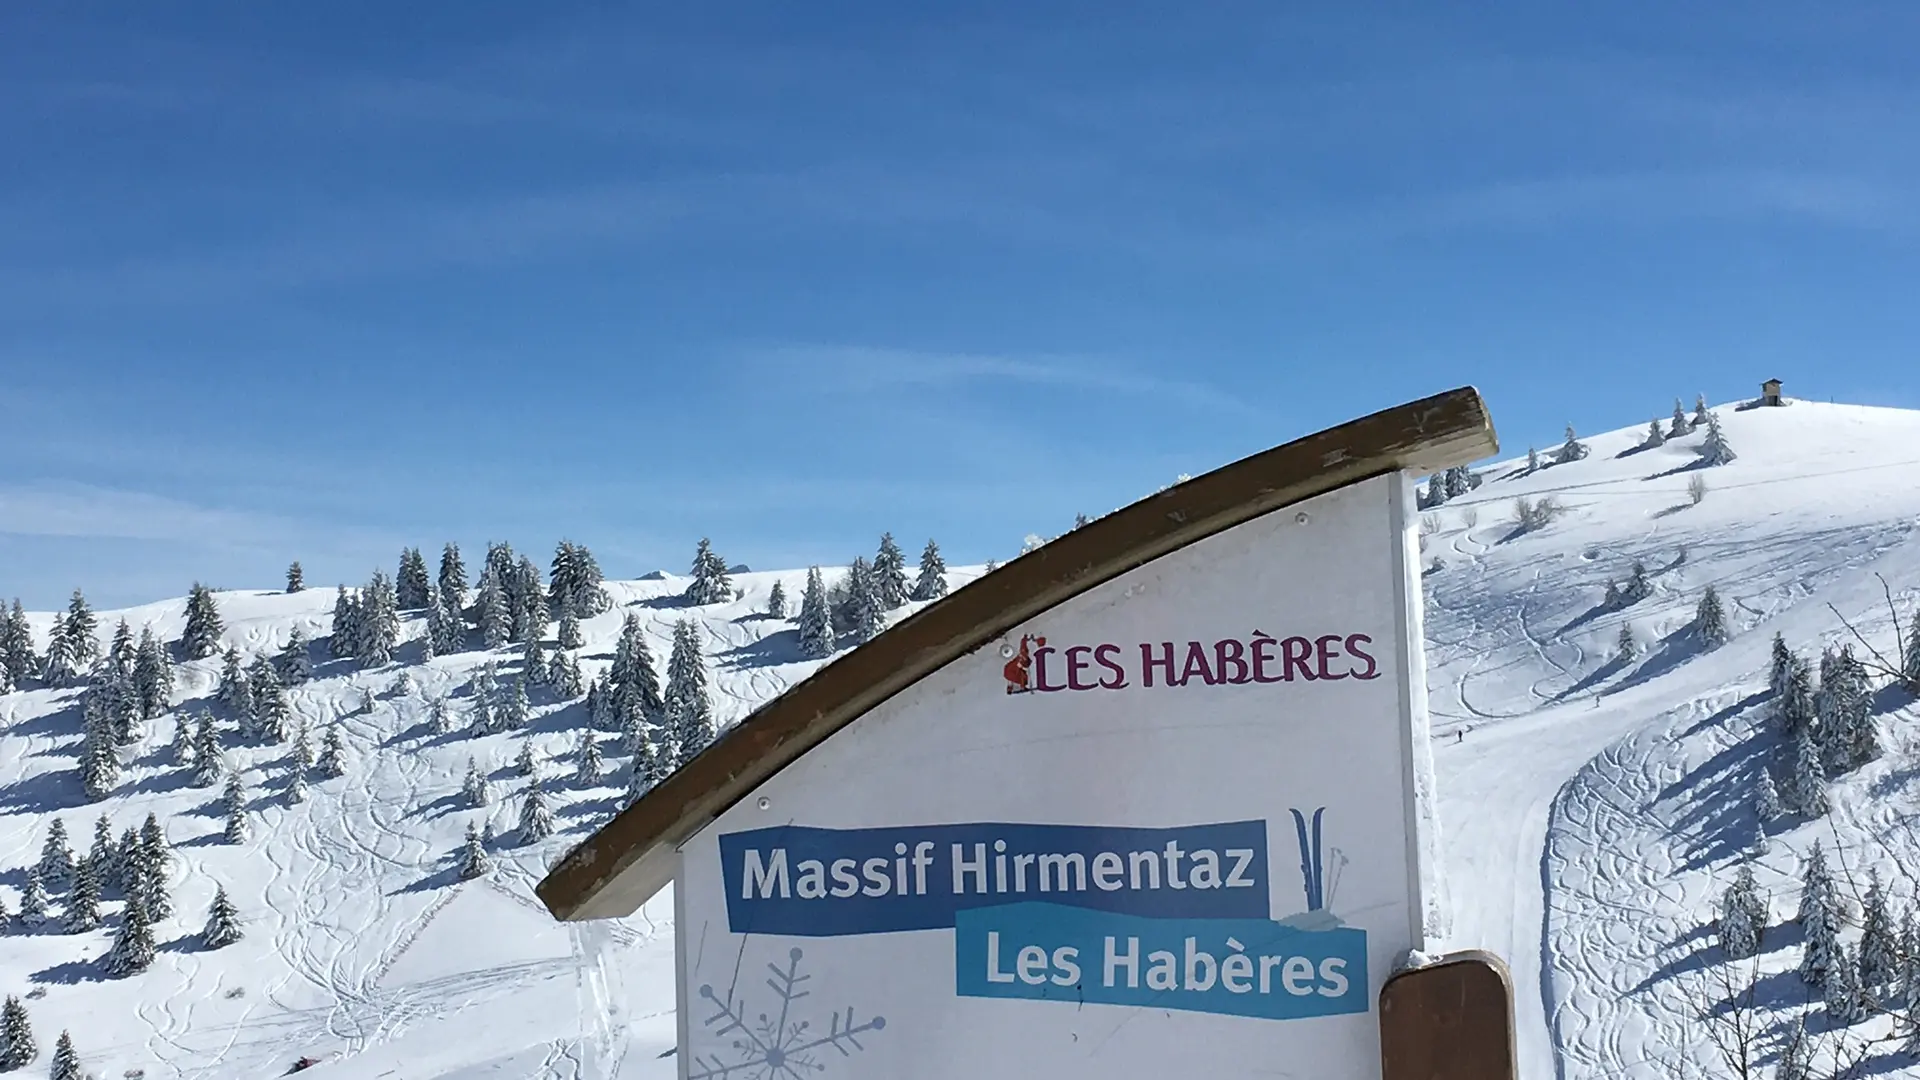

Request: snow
left=3, top=397, right=1920, bottom=1076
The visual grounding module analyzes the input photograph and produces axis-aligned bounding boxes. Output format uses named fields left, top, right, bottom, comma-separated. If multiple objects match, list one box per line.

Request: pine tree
left=765, top=581, right=788, bottom=619
left=1694, top=586, right=1729, bottom=648
left=457, top=822, right=492, bottom=880
left=1827, top=943, right=1870, bottom=1025
left=47, top=1031, right=79, bottom=1080
left=1799, top=844, right=1844, bottom=990
left=557, top=606, right=583, bottom=651
left=276, top=627, right=313, bottom=685
left=627, top=741, right=657, bottom=806
left=1621, top=561, right=1651, bottom=603
left=1755, top=769, right=1784, bottom=822
left=463, top=757, right=491, bottom=807
left=102, top=667, right=140, bottom=746
left=36, top=819, right=72, bottom=886
left=1693, top=393, right=1710, bottom=427
left=170, top=713, right=196, bottom=768
left=132, top=627, right=173, bottom=719
left=38, top=614, right=76, bottom=687
left=113, top=827, right=139, bottom=892
left=1822, top=646, right=1877, bottom=771
left=439, top=543, right=469, bottom=612
left=316, top=722, right=347, bottom=778
left=1790, top=725, right=1829, bottom=816
left=357, top=569, right=400, bottom=666
left=873, top=534, right=909, bottom=609
left=1778, top=654, right=1815, bottom=737
left=549, top=541, right=611, bottom=619
left=0, top=599, right=36, bottom=690
left=684, top=539, right=733, bottom=606
left=86, top=816, right=113, bottom=887
left=798, top=567, right=835, bottom=658
left=911, top=540, right=948, bottom=602
left=192, top=712, right=222, bottom=788
left=518, top=782, right=555, bottom=843
left=201, top=884, right=243, bottom=949
left=475, top=568, right=510, bottom=650
left=1444, top=466, right=1469, bottom=499
left=1669, top=398, right=1691, bottom=438
left=222, top=773, right=249, bottom=843
left=1718, top=878, right=1758, bottom=959
left=842, top=557, right=882, bottom=644
left=664, top=620, right=713, bottom=766
left=180, top=583, right=224, bottom=660
left=429, top=697, right=453, bottom=735
left=287, top=759, right=309, bottom=805
left=1858, top=871, right=1899, bottom=991
left=17, top=868, right=48, bottom=929
left=606, top=615, right=664, bottom=729
left=78, top=693, right=121, bottom=802
left=1770, top=633, right=1794, bottom=697
left=500, top=677, right=530, bottom=730
left=1615, top=623, right=1636, bottom=661
left=1905, top=610, right=1920, bottom=693
left=1422, top=474, right=1447, bottom=508
left=248, top=660, right=290, bottom=743
left=330, top=585, right=359, bottom=660
left=1697, top=412, right=1737, bottom=466
left=397, top=547, right=432, bottom=609
left=102, top=893, right=156, bottom=976
left=1554, top=424, right=1588, bottom=465
left=0, top=995, right=36, bottom=1069
left=521, top=632, right=547, bottom=685
left=512, top=556, right=549, bottom=645
left=62, top=856, right=100, bottom=934
left=60, top=590, right=97, bottom=670
left=574, top=730, right=604, bottom=785
left=286, top=561, right=304, bottom=593
left=550, top=651, right=583, bottom=699
left=514, top=740, right=538, bottom=778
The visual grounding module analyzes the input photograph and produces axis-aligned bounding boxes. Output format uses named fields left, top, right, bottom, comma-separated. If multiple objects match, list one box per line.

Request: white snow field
left=3, top=396, right=1920, bottom=1078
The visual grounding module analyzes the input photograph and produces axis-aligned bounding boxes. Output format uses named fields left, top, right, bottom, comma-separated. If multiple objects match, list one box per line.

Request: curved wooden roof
left=536, top=387, right=1498, bottom=921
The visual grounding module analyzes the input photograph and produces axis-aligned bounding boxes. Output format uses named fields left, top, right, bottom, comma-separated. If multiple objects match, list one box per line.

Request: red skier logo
left=1003, top=634, right=1044, bottom=694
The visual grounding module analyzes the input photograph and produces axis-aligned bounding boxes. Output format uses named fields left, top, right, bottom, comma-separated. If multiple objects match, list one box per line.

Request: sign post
left=538, top=388, right=1503, bottom=1079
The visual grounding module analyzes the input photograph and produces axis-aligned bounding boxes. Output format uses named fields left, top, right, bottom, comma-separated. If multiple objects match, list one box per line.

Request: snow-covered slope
left=2, top=397, right=1919, bottom=1078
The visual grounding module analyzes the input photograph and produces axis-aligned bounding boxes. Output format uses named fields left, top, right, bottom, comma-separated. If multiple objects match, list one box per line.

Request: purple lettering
left=1180, top=641, right=1219, bottom=686
left=1345, top=634, right=1379, bottom=679
left=1095, top=644, right=1128, bottom=689
left=1141, top=642, right=1179, bottom=688
left=1065, top=646, right=1096, bottom=691
left=1282, top=636, right=1317, bottom=681
left=1033, top=647, right=1065, bottom=692
left=1251, top=633, right=1283, bottom=683
left=1214, top=638, right=1249, bottom=684
left=1315, top=635, right=1348, bottom=681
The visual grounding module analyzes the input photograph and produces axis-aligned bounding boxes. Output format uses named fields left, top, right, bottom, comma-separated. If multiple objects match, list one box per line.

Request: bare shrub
left=1460, top=507, right=1478, bottom=529
left=1688, top=474, right=1708, bottom=506
left=1513, top=495, right=1564, bottom=533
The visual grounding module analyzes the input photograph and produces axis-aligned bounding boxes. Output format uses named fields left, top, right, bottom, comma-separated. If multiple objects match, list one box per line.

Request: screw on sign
left=537, top=389, right=1511, bottom=1078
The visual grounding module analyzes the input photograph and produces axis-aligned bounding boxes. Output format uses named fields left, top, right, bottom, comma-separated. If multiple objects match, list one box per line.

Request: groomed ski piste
left=1, top=395, right=1918, bottom=1078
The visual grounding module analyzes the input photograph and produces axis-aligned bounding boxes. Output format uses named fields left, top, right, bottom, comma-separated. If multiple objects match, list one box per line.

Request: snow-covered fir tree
left=192, top=712, right=223, bottom=788
left=180, top=582, right=223, bottom=660
left=1554, top=424, right=1588, bottom=465
left=286, top=561, right=304, bottom=593
left=912, top=539, right=948, bottom=601
left=357, top=569, right=400, bottom=666
left=1818, top=646, right=1876, bottom=773
left=457, top=822, right=492, bottom=880
left=133, top=627, right=173, bottom=719
left=518, top=782, right=556, bottom=843
left=1615, top=623, right=1636, bottom=661
left=86, top=816, right=113, bottom=886
left=607, top=614, right=664, bottom=730
left=0, top=600, right=33, bottom=691
left=511, top=555, right=548, bottom=645
left=514, top=740, right=538, bottom=778
left=521, top=632, right=547, bottom=685
left=557, top=605, right=584, bottom=650
left=48, top=1032, right=80, bottom=1080
left=101, top=666, right=141, bottom=746
left=873, top=533, right=909, bottom=609
left=574, top=730, right=603, bottom=785
left=765, top=581, right=788, bottom=619
left=214, top=645, right=245, bottom=707
left=550, top=651, right=583, bottom=698
left=1826, top=944, right=1870, bottom=1025
left=316, top=722, right=347, bottom=778
left=475, top=568, right=510, bottom=650
left=36, top=819, right=72, bottom=886
left=102, top=893, right=156, bottom=977
left=429, top=696, right=453, bottom=735
left=1694, top=586, right=1729, bottom=648
left=38, top=613, right=76, bottom=687
left=201, top=884, right=243, bottom=949
left=1421, top=474, right=1447, bottom=509
left=1905, top=612, right=1920, bottom=693
left=500, top=677, right=530, bottom=730
left=170, top=713, right=195, bottom=767
left=664, top=619, right=713, bottom=766
left=841, top=557, right=882, bottom=644
left=276, top=627, right=313, bottom=685
left=1445, top=465, right=1470, bottom=498
left=1769, top=633, right=1794, bottom=697
left=1692, top=393, right=1710, bottom=426
left=248, top=659, right=290, bottom=743
left=1799, top=845, right=1843, bottom=990
left=1777, top=652, right=1816, bottom=736
left=626, top=739, right=658, bottom=806
left=1697, top=412, right=1736, bottom=466
left=1717, top=877, right=1759, bottom=959
left=1789, top=725, right=1829, bottom=816
left=222, top=773, right=249, bottom=843
left=113, top=827, right=139, bottom=891
left=17, top=868, right=48, bottom=929
left=463, top=757, right=491, bottom=807
left=439, top=542, right=469, bottom=611
left=549, top=541, right=611, bottom=618
left=1755, top=769, right=1784, bottom=822
left=397, top=547, right=432, bottom=609
left=0, top=995, right=35, bottom=1070
left=287, top=759, right=309, bottom=804
left=142, top=812, right=172, bottom=882
left=1669, top=398, right=1691, bottom=438
left=62, top=858, right=101, bottom=934
left=105, top=619, right=135, bottom=678
left=78, top=693, right=121, bottom=801
left=798, top=566, right=835, bottom=658
left=1858, top=871, right=1899, bottom=992
left=1621, top=561, right=1652, bottom=604
left=330, top=585, right=359, bottom=660
left=684, top=538, right=733, bottom=606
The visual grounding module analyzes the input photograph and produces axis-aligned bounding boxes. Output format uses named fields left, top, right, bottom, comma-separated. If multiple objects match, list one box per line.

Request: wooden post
left=1379, top=951, right=1517, bottom=1080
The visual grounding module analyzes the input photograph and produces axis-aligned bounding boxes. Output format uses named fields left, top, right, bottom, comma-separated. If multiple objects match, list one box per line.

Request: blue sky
left=4, top=3, right=1919, bottom=609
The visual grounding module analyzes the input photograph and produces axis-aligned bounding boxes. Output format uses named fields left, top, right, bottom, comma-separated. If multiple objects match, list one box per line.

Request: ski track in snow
left=8, top=403, right=1920, bottom=1076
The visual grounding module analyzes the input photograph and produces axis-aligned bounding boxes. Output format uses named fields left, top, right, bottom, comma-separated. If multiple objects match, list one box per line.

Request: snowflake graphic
left=690, top=946, right=887, bottom=1079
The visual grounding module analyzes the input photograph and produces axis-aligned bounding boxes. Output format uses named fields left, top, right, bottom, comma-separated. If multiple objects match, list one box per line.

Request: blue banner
left=719, top=821, right=1270, bottom=937
left=953, top=903, right=1368, bottom=1022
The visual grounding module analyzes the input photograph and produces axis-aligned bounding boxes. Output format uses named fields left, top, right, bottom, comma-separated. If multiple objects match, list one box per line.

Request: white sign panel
left=673, top=471, right=1433, bottom=1079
